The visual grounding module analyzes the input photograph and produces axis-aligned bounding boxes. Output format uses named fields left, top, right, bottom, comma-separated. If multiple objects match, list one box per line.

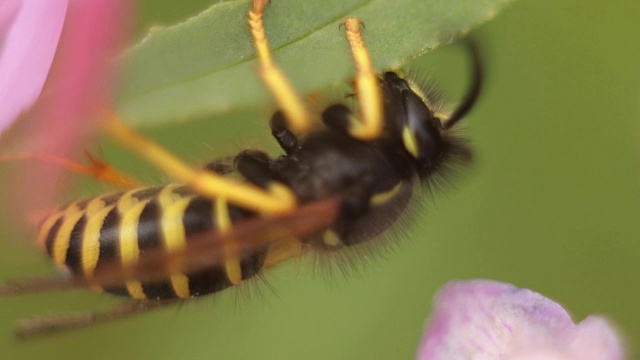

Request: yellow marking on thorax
left=79, top=196, right=113, bottom=278
left=118, top=194, right=148, bottom=300
left=159, top=189, right=194, bottom=299
left=216, top=197, right=242, bottom=285
left=370, top=182, right=403, bottom=206
left=52, top=204, right=84, bottom=267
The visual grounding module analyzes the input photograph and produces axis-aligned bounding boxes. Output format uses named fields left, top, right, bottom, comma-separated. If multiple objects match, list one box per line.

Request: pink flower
left=3, top=0, right=129, bottom=218
left=417, top=280, right=626, bottom=360
left=0, top=0, right=68, bottom=136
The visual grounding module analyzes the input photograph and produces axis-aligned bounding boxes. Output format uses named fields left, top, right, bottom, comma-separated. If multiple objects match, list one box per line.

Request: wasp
left=1, top=0, right=482, bottom=338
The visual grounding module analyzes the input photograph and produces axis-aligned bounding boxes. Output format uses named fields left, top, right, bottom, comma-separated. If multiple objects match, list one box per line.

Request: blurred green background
left=1, top=0, right=639, bottom=359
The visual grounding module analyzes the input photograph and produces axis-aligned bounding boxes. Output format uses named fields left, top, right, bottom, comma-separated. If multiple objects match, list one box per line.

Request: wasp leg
left=232, top=149, right=309, bottom=272
left=248, top=0, right=312, bottom=134
left=204, top=156, right=235, bottom=175
left=270, top=111, right=299, bottom=155
left=15, top=299, right=177, bottom=340
left=207, top=149, right=299, bottom=285
left=0, top=151, right=140, bottom=189
left=234, top=150, right=282, bottom=190
left=104, top=113, right=296, bottom=215
left=321, top=104, right=355, bottom=136
left=340, top=18, right=383, bottom=140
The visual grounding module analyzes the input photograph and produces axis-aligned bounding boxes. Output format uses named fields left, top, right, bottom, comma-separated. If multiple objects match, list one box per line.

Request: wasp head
left=381, top=71, right=472, bottom=179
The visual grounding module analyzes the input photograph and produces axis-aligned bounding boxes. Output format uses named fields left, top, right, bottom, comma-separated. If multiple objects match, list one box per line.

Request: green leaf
left=116, top=0, right=515, bottom=127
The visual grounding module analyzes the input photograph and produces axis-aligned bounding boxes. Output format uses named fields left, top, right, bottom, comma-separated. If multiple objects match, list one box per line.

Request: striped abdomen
left=36, top=184, right=269, bottom=300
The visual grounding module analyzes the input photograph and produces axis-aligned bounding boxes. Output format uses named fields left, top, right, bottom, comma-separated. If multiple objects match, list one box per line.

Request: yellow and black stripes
left=37, top=185, right=269, bottom=300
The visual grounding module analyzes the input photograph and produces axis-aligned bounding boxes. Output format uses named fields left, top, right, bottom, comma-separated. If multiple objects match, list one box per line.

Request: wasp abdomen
left=36, top=184, right=265, bottom=300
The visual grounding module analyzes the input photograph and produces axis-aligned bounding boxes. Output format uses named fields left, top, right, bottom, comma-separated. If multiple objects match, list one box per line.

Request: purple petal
left=417, top=280, right=626, bottom=360
left=0, top=0, right=68, bottom=136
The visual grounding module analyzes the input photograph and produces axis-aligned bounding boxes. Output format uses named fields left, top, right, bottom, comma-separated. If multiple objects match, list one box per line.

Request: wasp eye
left=401, top=90, right=443, bottom=169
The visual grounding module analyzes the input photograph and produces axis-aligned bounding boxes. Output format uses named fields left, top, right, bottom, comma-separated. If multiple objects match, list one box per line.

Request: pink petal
left=5, top=0, right=130, bottom=219
left=0, top=0, right=68, bottom=136
left=0, top=0, right=21, bottom=36
left=558, top=316, right=626, bottom=360
left=417, top=280, right=626, bottom=360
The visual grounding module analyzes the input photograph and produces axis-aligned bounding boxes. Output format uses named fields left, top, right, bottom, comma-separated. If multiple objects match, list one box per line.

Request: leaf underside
left=116, top=0, right=515, bottom=127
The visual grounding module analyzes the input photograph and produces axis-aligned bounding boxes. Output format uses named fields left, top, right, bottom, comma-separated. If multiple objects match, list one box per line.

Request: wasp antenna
left=442, top=40, right=484, bottom=129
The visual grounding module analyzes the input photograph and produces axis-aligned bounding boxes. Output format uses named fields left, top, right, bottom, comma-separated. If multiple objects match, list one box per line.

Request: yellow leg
left=0, top=151, right=140, bottom=189
left=103, top=112, right=297, bottom=215
left=248, top=0, right=312, bottom=134
left=341, top=18, right=383, bottom=140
